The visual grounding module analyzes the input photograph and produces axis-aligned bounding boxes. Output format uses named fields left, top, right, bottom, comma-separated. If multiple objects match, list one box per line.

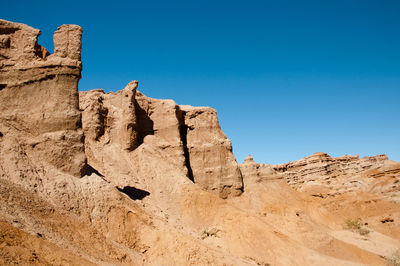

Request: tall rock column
left=0, top=19, right=86, bottom=177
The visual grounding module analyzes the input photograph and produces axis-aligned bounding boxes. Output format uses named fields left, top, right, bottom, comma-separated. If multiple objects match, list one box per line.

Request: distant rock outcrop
left=239, top=155, right=282, bottom=185
left=271, top=152, right=400, bottom=198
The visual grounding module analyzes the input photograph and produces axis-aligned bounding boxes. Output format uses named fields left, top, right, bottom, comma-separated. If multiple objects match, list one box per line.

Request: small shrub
left=200, top=227, right=220, bottom=239
left=344, top=218, right=370, bottom=236
left=358, top=228, right=371, bottom=236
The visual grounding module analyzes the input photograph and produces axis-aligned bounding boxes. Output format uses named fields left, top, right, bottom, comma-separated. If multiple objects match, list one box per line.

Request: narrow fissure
left=95, top=101, right=108, bottom=141
left=176, top=106, right=195, bottom=183
left=134, top=100, right=154, bottom=146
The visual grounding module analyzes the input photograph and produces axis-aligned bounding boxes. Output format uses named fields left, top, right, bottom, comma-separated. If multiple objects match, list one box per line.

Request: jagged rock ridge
left=240, top=152, right=400, bottom=200
left=79, top=83, right=244, bottom=198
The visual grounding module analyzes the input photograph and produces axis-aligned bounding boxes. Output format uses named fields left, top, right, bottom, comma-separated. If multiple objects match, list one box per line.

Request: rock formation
left=1, top=20, right=400, bottom=266
left=270, top=152, right=400, bottom=199
left=239, top=155, right=282, bottom=185
left=0, top=19, right=86, bottom=177
left=79, top=81, right=139, bottom=177
left=80, top=86, right=243, bottom=198
left=180, top=105, right=243, bottom=198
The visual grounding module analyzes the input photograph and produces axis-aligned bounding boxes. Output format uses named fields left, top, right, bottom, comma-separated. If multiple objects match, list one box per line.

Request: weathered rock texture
left=180, top=105, right=243, bottom=198
left=80, top=87, right=244, bottom=198
left=134, top=91, right=188, bottom=178
left=79, top=81, right=139, bottom=177
left=269, top=152, right=400, bottom=199
left=239, top=155, right=282, bottom=185
left=240, top=152, right=400, bottom=200
left=1, top=20, right=400, bottom=266
left=0, top=19, right=86, bottom=177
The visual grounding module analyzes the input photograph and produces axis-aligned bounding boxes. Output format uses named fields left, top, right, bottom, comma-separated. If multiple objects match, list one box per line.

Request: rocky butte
left=0, top=19, right=399, bottom=265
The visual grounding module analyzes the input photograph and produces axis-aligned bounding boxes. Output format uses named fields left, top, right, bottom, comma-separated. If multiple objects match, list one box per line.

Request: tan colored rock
left=0, top=19, right=85, bottom=177
left=53, top=24, right=82, bottom=60
left=180, top=105, right=243, bottom=198
left=80, top=81, right=138, bottom=150
left=0, top=19, right=49, bottom=67
left=272, top=152, right=400, bottom=199
left=239, top=155, right=282, bottom=185
left=135, top=91, right=188, bottom=176
left=79, top=86, right=189, bottom=187
left=80, top=84, right=245, bottom=198
left=81, top=84, right=244, bottom=198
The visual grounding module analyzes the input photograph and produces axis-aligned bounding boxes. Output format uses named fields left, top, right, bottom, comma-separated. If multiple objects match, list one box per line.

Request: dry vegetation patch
left=344, top=218, right=370, bottom=236
left=200, top=227, right=221, bottom=239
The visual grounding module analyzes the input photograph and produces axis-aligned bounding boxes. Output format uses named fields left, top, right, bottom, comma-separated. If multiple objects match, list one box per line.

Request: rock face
left=180, top=105, right=243, bottom=198
left=80, top=87, right=244, bottom=198
left=134, top=90, right=188, bottom=178
left=0, top=19, right=86, bottom=177
left=239, top=155, right=282, bottom=185
left=240, top=152, right=400, bottom=201
left=271, top=152, right=400, bottom=198
left=79, top=81, right=139, bottom=176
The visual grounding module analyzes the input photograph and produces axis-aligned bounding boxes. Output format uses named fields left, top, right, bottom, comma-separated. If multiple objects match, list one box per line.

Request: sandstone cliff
left=180, top=105, right=243, bottom=198
left=79, top=84, right=243, bottom=198
left=0, top=19, right=86, bottom=177
left=1, top=20, right=399, bottom=266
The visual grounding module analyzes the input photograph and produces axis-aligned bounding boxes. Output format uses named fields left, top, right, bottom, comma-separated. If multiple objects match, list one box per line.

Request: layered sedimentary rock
left=271, top=152, right=400, bottom=198
left=0, top=19, right=86, bottom=177
left=239, top=155, right=282, bottom=184
left=79, top=81, right=139, bottom=177
left=180, top=106, right=243, bottom=198
left=134, top=91, right=188, bottom=177
left=80, top=86, right=244, bottom=198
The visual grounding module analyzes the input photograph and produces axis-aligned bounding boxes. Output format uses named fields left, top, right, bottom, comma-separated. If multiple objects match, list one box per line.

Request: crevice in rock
left=75, top=116, right=83, bottom=129
left=95, top=101, right=108, bottom=141
left=134, top=100, right=154, bottom=145
left=0, top=27, right=18, bottom=34
left=117, top=186, right=150, bottom=200
left=0, top=84, right=6, bottom=91
left=176, top=106, right=194, bottom=183
left=20, top=74, right=56, bottom=86
left=0, top=36, right=10, bottom=48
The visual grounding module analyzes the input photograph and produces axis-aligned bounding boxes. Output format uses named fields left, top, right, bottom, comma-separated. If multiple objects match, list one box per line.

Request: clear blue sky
left=3, top=0, right=400, bottom=164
